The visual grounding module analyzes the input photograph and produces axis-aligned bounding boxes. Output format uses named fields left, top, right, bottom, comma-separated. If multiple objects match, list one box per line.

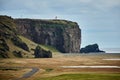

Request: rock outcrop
left=34, top=45, right=52, bottom=58
left=80, top=44, right=105, bottom=53
left=15, top=19, right=81, bottom=53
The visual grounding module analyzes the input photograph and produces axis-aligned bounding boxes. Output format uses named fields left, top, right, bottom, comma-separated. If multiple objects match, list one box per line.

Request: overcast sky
left=0, top=0, right=120, bottom=51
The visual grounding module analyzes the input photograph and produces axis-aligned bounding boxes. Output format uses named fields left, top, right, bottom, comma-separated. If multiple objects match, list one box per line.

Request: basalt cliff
left=0, top=15, right=81, bottom=58
left=15, top=19, right=81, bottom=53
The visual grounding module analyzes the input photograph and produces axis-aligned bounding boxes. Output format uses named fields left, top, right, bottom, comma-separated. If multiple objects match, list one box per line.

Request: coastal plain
left=0, top=53, right=120, bottom=80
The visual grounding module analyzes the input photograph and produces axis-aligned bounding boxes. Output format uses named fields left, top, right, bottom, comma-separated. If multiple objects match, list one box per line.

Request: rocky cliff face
left=15, top=19, right=81, bottom=53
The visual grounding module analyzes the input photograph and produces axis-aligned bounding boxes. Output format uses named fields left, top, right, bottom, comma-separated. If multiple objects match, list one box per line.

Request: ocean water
left=102, top=48, right=120, bottom=53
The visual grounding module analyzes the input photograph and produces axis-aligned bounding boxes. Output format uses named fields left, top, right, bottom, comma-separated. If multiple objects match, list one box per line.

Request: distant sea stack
left=15, top=19, right=81, bottom=53
left=80, top=44, right=105, bottom=53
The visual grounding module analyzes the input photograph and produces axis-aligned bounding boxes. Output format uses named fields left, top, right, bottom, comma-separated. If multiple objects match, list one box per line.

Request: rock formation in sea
left=80, top=44, right=105, bottom=53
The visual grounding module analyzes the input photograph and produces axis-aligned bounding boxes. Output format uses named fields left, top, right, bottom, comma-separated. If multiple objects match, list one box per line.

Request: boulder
left=34, top=45, right=52, bottom=58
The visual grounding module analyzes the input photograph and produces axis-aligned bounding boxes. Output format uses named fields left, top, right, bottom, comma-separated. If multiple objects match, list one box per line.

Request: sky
left=0, top=0, right=120, bottom=52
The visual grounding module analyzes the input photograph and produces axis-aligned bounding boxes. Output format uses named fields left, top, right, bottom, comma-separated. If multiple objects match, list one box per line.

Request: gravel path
left=15, top=67, right=39, bottom=80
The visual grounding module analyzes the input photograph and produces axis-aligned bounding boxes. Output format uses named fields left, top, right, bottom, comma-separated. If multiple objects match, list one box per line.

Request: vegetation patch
left=37, top=73, right=120, bottom=80
left=0, top=39, right=9, bottom=58
left=11, top=37, right=29, bottom=51
left=0, top=67, right=20, bottom=71
left=45, top=68, right=53, bottom=72
left=40, top=45, right=60, bottom=53
left=12, top=51, right=23, bottom=58
left=0, top=16, right=29, bottom=58
left=19, top=36, right=60, bottom=54
left=33, top=19, right=77, bottom=28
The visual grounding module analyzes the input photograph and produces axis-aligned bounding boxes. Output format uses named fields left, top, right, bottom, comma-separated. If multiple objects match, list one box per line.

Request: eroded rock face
left=15, top=19, right=81, bottom=53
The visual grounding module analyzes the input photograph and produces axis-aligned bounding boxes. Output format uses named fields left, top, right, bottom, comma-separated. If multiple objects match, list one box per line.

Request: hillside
left=0, top=15, right=59, bottom=58
left=19, top=36, right=60, bottom=54
left=0, top=15, right=29, bottom=58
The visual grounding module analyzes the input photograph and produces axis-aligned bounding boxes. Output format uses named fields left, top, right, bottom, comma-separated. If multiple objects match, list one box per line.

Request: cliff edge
left=15, top=19, right=81, bottom=53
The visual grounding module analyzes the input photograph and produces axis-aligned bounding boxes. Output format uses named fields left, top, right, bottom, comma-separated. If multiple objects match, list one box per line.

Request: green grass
left=0, top=15, right=16, bottom=33
left=40, top=45, right=60, bottom=53
left=45, top=68, right=53, bottom=72
left=37, top=73, right=120, bottom=80
left=34, top=19, right=77, bottom=28
left=6, top=39, right=30, bottom=58
left=0, top=67, right=20, bottom=71
left=19, top=36, right=60, bottom=54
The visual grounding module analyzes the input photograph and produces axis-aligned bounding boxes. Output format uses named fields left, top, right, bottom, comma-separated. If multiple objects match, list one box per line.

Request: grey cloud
left=1, top=0, right=120, bottom=15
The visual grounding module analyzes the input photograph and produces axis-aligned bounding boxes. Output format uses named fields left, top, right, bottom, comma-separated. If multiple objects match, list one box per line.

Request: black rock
left=80, top=44, right=105, bottom=53
left=34, top=45, right=52, bottom=58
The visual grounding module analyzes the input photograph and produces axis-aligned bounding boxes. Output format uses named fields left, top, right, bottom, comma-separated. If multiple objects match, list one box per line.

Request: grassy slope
left=6, top=39, right=31, bottom=58
left=0, top=15, right=31, bottom=58
left=4, top=35, right=60, bottom=58
left=37, top=73, right=120, bottom=80
left=19, top=36, right=60, bottom=55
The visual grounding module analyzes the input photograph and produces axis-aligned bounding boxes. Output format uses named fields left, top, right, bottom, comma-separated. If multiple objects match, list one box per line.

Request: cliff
left=0, top=15, right=57, bottom=58
left=15, top=19, right=81, bottom=53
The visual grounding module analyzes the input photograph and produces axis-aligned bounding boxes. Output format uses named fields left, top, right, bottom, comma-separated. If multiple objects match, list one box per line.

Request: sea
left=102, top=48, right=120, bottom=53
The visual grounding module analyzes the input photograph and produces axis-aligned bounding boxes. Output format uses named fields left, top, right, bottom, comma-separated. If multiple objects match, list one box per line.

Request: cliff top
left=0, top=15, right=79, bottom=28
left=15, top=18, right=78, bottom=28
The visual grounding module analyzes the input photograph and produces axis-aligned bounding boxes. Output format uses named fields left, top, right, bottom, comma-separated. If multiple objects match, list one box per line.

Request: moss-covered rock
left=34, top=45, right=52, bottom=58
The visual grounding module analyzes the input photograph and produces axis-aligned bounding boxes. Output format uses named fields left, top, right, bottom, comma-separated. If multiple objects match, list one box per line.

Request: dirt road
left=15, top=67, right=39, bottom=80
